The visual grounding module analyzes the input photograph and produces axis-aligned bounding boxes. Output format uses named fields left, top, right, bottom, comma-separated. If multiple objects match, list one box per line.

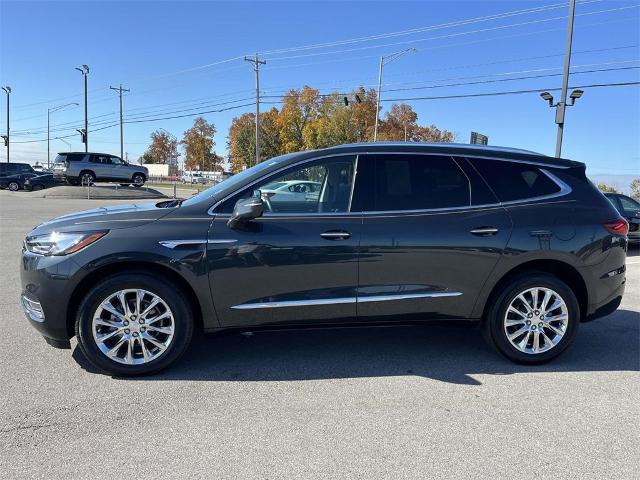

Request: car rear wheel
left=8, top=181, right=20, bottom=191
left=75, top=273, right=194, bottom=376
left=483, top=272, right=579, bottom=364
left=132, top=173, right=145, bottom=187
left=79, top=171, right=95, bottom=186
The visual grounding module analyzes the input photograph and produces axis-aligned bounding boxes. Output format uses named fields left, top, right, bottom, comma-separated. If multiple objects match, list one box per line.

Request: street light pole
left=47, top=102, right=78, bottom=168
left=373, top=48, right=416, bottom=142
left=75, top=65, right=89, bottom=152
left=2, top=86, right=11, bottom=163
left=555, top=0, right=576, bottom=157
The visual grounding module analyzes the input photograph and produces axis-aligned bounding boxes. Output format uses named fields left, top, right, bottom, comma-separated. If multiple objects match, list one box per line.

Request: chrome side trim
left=231, top=297, right=357, bottom=310
left=231, top=291, right=463, bottom=309
left=208, top=239, right=238, bottom=244
left=357, top=292, right=463, bottom=303
left=158, top=239, right=207, bottom=249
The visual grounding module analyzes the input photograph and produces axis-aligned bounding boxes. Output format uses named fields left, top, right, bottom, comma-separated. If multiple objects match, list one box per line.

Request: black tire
left=119, top=183, right=130, bottom=187
left=79, top=171, right=95, bottom=185
left=482, top=272, right=579, bottom=364
left=75, top=272, right=194, bottom=376
left=132, top=173, right=146, bottom=187
left=8, top=181, right=20, bottom=191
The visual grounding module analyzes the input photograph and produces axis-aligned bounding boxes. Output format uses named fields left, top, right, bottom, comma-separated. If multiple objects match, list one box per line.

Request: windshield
left=181, top=153, right=299, bottom=207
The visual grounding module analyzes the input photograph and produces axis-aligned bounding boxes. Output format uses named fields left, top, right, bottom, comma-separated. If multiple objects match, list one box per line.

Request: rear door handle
left=321, top=230, right=351, bottom=240
left=470, top=226, right=499, bottom=236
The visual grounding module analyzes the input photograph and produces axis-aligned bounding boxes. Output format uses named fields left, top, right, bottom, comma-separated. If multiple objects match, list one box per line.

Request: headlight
left=24, top=231, right=107, bottom=256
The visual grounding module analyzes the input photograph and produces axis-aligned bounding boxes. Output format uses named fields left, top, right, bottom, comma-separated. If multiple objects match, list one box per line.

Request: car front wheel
left=483, top=272, right=579, bottom=364
left=75, top=273, right=194, bottom=376
left=8, top=181, right=20, bottom=191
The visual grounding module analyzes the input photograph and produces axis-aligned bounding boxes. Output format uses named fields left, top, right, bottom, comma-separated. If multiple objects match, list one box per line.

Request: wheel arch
left=66, top=261, right=203, bottom=338
left=478, top=259, right=589, bottom=323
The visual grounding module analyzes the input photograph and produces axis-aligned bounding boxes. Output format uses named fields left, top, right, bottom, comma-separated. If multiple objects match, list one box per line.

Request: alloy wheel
left=8, top=182, right=19, bottom=191
left=92, top=289, right=175, bottom=365
left=503, top=287, right=569, bottom=355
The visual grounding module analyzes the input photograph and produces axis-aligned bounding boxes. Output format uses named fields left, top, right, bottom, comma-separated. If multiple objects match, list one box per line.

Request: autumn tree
left=380, top=103, right=454, bottom=143
left=278, top=86, right=321, bottom=153
left=181, top=117, right=219, bottom=171
left=597, top=182, right=618, bottom=193
left=141, top=129, right=179, bottom=164
left=630, top=178, right=640, bottom=201
left=227, top=108, right=281, bottom=172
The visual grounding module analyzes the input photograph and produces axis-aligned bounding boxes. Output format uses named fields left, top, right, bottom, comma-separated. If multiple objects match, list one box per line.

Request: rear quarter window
left=470, top=158, right=561, bottom=202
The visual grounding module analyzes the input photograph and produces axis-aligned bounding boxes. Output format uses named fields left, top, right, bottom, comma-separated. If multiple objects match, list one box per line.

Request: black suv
left=0, top=162, right=35, bottom=179
left=20, top=143, right=628, bottom=376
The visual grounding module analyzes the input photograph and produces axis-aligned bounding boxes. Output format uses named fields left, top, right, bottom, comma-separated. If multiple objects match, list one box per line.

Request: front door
left=352, top=153, right=512, bottom=321
left=207, top=155, right=360, bottom=327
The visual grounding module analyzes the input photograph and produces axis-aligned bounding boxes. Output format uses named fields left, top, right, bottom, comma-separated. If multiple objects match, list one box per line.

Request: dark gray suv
left=21, top=143, right=628, bottom=376
left=52, top=152, right=148, bottom=186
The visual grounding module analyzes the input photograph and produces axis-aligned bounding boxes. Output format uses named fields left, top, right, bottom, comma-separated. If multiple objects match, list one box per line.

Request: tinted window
left=0, top=164, right=5, bottom=174
left=619, top=195, right=640, bottom=210
left=360, top=154, right=470, bottom=211
left=90, top=155, right=111, bottom=164
left=56, top=153, right=85, bottom=163
left=219, top=156, right=356, bottom=214
left=18, top=164, right=33, bottom=173
left=471, top=159, right=560, bottom=202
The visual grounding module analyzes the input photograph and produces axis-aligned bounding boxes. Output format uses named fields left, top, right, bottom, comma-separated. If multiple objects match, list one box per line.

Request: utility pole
left=374, top=48, right=416, bottom=142
left=2, top=86, right=11, bottom=163
left=555, top=0, right=576, bottom=158
left=75, top=65, right=90, bottom=152
left=244, top=53, right=266, bottom=166
left=110, top=84, right=130, bottom=160
left=47, top=102, right=78, bottom=168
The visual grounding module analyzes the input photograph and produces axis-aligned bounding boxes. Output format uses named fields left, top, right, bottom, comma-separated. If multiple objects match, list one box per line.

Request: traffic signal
left=76, top=129, right=86, bottom=144
left=1, top=135, right=7, bottom=147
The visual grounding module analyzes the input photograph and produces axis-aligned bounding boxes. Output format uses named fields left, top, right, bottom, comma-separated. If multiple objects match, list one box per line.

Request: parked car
left=604, top=192, right=640, bottom=242
left=181, top=172, right=207, bottom=184
left=52, top=152, right=148, bottom=187
left=0, top=172, right=40, bottom=191
left=23, top=173, right=65, bottom=191
left=260, top=180, right=322, bottom=207
left=0, top=162, right=35, bottom=180
left=20, top=143, right=628, bottom=376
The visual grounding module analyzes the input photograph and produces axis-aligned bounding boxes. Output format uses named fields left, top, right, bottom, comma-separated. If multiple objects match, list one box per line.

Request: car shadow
left=73, top=309, right=639, bottom=385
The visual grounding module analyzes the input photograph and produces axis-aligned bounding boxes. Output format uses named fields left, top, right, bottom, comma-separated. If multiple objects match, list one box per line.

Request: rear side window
left=357, top=154, right=470, bottom=211
left=56, top=153, right=85, bottom=163
left=471, top=159, right=561, bottom=202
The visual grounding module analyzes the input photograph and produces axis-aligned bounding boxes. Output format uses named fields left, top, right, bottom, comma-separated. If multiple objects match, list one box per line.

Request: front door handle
left=470, top=226, right=499, bottom=236
left=321, top=230, right=351, bottom=240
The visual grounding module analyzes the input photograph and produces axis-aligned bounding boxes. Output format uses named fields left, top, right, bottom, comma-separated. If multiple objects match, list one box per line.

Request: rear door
left=352, top=153, right=512, bottom=321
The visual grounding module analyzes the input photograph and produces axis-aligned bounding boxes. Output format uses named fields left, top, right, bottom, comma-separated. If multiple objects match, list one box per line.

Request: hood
left=30, top=202, right=174, bottom=236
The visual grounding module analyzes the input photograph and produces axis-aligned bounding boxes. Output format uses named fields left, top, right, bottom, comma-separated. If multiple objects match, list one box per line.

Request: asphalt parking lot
left=0, top=190, right=638, bottom=479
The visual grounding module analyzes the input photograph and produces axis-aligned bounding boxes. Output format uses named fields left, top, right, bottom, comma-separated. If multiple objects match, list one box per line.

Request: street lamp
left=58, top=137, right=72, bottom=152
left=539, top=88, right=584, bottom=156
left=47, top=103, right=78, bottom=168
left=2, top=86, right=11, bottom=163
left=374, top=49, right=416, bottom=141
left=75, top=65, right=89, bottom=152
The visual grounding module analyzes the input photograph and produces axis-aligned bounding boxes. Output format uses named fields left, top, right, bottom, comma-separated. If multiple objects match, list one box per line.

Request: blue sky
left=1, top=0, right=639, bottom=176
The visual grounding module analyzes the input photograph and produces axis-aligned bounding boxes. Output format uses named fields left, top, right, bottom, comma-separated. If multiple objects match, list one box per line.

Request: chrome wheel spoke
left=146, top=325, right=173, bottom=335
left=504, top=287, right=569, bottom=355
left=92, top=289, right=174, bottom=366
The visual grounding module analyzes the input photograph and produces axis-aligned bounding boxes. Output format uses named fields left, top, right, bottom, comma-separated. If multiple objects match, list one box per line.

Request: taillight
left=604, top=218, right=629, bottom=236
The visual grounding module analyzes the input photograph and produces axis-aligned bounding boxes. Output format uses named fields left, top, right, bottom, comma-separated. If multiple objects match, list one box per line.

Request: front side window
left=355, top=154, right=470, bottom=212
left=110, top=156, right=124, bottom=165
left=471, top=158, right=561, bottom=202
left=220, top=156, right=356, bottom=214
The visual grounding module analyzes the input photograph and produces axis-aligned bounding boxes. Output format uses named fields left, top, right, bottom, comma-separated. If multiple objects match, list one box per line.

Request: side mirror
left=227, top=197, right=264, bottom=229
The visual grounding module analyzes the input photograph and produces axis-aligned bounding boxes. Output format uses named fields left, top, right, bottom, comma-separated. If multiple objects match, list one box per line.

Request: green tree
left=181, top=117, right=219, bottom=171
